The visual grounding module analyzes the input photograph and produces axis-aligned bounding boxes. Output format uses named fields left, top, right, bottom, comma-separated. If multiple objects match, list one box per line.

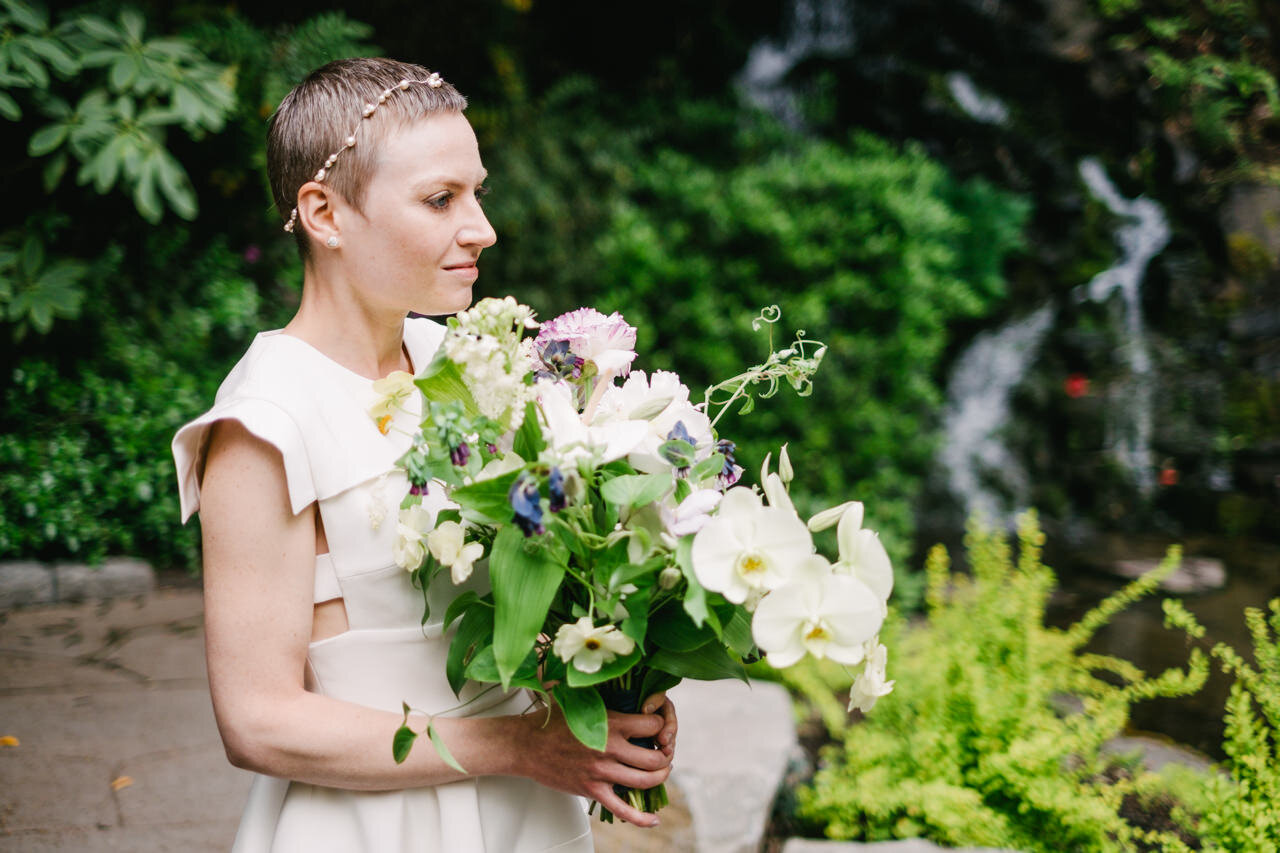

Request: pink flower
left=535, top=308, right=638, bottom=376
left=243, top=244, right=262, bottom=264
left=1064, top=373, right=1090, bottom=399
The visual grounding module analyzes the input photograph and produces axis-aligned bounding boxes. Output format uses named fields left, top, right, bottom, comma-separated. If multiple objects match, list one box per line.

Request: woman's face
left=336, top=110, right=496, bottom=316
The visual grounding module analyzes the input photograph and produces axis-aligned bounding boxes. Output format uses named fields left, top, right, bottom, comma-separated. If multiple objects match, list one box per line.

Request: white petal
left=844, top=529, right=894, bottom=601
left=690, top=516, right=745, bottom=594
left=836, top=502, right=866, bottom=556
left=808, top=500, right=860, bottom=533
left=762, top=472, right=796, bottom=516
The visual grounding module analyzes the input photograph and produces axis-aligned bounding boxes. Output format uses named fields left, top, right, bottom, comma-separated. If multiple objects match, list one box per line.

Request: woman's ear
left=295, top=181, right=341, bottom=248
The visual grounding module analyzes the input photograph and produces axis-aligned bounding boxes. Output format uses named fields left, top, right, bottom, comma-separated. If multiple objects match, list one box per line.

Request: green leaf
left=154, top=151, right=197, bottom=219
left=450, top=468, right=520, bottom=526
left=676, top=536, right=711, bottom=628
left=551, top=682, right=607, bottom=751
left=648, top=642, right=747, bottom=682
left=133, top=159, right=162, bottom=222
left=565, top=646, right=642, bottom=688
left=108, top=54, right=138, bottom=92
left=41, top=151, right=66, bottom=192
left=414, top=351, right=481, bottom=417
left=649, top=603, right=717, bottom=652
left=442, top=590, right=482, bottom=631
left=427, top=721, right=467, bottom=773
left=446, top=605, right=493, bottom=697
left=23, top=37, right=76, bottom=77
left=639, top=669, right=681, bottom=702
left=690, top=452, right=726, bottom=484
left=19, top=234, right=43, bottom=276
left=5, top=1, right=48, bottom=32
left=465, top=644, right=543, bottom=690
left=721, top=605, right=756, bottom=658
left=27, top=122, right=67, bottom=157
left=600, top=472, right=672, bottom=508
left=392, top=723, right=418, bottom=764
left=512, top=400, right=545, bottom=460
left=119, top=9, right=145, bottom=43
left=72, top=15, right=122, bottom=44
left=0, top=91, right=21, bottom=121
left=489, top=526, right=565, bottom=688
left=619, top=584, right=652, bottom=645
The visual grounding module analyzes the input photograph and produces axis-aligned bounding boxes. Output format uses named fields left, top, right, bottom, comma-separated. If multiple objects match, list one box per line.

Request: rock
left=670, top=679, right=796, bottom=853
left=0, top=562, right=55, bottom=610
left=782, top=839, right=1021, bottom=852
left=1219, top=184, right=1280, bottom=269
left=1110, top=556, right=1226, bottom=593
left=1102, top=735, right=1215, bottom=774
left=53, top=558, right=154, bottom=602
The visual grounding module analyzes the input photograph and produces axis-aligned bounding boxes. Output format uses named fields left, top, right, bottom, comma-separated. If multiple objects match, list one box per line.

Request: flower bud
left=658, top=565, right=683, bottom=590
left=779, top=443, right=794, bottom=486
left=808, top=500, right=862, bottom=533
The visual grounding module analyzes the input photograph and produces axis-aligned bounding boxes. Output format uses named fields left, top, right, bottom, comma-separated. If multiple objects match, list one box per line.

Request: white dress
left=172, top=317, right=593, bottom=853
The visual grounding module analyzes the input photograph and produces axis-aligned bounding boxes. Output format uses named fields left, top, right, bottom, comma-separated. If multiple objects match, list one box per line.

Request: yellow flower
left=368, top=370, right=416, bottom=429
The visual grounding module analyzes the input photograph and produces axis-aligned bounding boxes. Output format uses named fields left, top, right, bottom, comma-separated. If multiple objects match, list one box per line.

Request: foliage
left=0, top=236, right=276, bottom=567
left=1, top=0, right=235, bottom=221
left=790, top=513, right=1208, bottom=850
left=1094, top=0, right=1280, bottom=184
left=1161, top=597, right=1280, bottom=851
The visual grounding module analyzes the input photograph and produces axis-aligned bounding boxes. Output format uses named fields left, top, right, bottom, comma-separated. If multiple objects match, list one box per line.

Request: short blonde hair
left=267, top=57, right=468, bottom=258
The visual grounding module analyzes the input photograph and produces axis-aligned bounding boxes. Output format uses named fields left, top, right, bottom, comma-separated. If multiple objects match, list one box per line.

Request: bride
left=172, top=57, right=677, bottom=852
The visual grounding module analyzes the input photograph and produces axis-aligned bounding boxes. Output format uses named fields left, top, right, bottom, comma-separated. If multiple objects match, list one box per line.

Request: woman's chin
left=413, top=290, right=473, bottom=317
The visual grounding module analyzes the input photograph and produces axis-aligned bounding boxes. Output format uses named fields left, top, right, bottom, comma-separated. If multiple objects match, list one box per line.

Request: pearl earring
left=326, top=235, right=340, bottom=249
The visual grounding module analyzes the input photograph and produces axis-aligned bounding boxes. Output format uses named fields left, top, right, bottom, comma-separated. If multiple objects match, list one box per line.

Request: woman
left=172, top=57, right=677, bottom=852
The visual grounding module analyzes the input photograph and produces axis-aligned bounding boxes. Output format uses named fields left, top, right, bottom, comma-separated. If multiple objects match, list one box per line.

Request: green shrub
left=791, top=513, right=1208, bottom=850
left=1162, top=598, right=1280, bottom=851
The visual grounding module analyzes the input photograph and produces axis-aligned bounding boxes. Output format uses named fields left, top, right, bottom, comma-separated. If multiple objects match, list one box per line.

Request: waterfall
left=945, top=72, right=1010, bottom=126
left=1077, top=157, right=1171, bottom=495
left=939, top=305, right=1056, bottom=525
left=736, top=0, right=854, bottom=127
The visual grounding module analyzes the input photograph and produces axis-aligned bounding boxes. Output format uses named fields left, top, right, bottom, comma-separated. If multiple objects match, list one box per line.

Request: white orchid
left=392, top=503, right=434, bottom=571
left=425, top=520, right=484, bottom=584
left=759, top=451, right=796, bottom=516
left=751, top=557, right=884, bottom=668
left=552, top=616, right=636, bottom=674
left=848, top=637, right=895, bottom=713
left=807, top=500, right=862, bottom=532
left=666, top=488, right=722, bottom=537
left=690, top=487, right=812, bottom=605
left=536, top=379, right=647, bottom=468
left=832, top=503, right=894, bottom=603
left=595, top=371, right=715, bottom=475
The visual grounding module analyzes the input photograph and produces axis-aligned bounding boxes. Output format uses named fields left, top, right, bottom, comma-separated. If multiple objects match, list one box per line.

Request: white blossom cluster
left=443, top=297, right=539, bottom=431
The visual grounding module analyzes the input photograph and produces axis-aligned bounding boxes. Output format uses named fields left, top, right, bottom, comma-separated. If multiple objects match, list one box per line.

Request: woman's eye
left=475, top=185, right=490, bottom=204
left=425, top=192, right=452, bottom=210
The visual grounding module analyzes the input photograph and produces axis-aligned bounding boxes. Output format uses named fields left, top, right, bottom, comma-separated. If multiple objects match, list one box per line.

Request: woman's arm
left=199, top=419, right=673, bottom=825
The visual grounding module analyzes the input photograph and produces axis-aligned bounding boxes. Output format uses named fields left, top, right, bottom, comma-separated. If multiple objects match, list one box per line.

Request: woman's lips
left=443, top=263, right=478, bottom=282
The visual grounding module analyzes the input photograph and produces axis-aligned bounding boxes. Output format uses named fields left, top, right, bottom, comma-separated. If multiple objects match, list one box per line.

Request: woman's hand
left=640, top=691, right=678, bottom=759
left=515, top=703, right=672, bottom=827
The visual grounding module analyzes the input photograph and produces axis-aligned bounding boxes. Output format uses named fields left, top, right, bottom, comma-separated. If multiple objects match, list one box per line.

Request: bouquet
left=384, top=298, right=895, bottom=821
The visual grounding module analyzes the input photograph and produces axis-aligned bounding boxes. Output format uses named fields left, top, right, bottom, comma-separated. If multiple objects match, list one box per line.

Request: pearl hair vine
left=282, top=72, right=445, bottom=234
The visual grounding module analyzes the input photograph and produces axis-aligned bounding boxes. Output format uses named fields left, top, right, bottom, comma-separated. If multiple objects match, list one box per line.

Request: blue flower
left=508, top=473, right=545, bottom=536
left=659, top=420, right=697, bottom=470
left=548, top=466, right=567, bottom=512
left=536, top=338, right=585, bottom=381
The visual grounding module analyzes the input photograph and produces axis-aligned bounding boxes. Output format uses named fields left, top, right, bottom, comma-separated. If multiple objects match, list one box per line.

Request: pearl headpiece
left=282, top=72, right=445, bottom=234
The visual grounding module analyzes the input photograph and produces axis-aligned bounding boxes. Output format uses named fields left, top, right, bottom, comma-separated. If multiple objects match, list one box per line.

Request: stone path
left=0, top=575, right=797, bottom=852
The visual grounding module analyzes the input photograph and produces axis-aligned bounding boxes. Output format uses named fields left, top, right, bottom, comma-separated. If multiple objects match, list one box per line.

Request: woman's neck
left=284, top=269, right=412, bottom=380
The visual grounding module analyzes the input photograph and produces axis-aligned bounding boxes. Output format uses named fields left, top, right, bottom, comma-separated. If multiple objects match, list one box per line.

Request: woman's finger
left=590, top=782, right=660, bottom=828
left=612, top=739, right=669, bottom=771
left=640, top=691, right=666, bottom=715
left=609, top=709, right=663, bottom=740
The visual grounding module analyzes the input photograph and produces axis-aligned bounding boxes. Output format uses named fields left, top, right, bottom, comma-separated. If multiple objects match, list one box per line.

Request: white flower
left=832, top=503, right=893, bottom=603
left=594, top=371, right=714, bottom=475
left=690, top=487, right=812, bottom=605
left=536, top=379, right=647, bottom=467
left=552, top=616, right=636, bottom=673
left=393, top=504, right=434, bottom=571
left=778, top=443, right=794, bottom=485
left=368, top=370, right=416, bottom=434
left=751, top=557, right=885, bottom=668
left=425, top=520, right=485, bottom=584
left=759, top=452, right=796, bottom=516
left=848, top=637, right=895, bottom=713
left=666, top=488, right=722, bottom=537
left=535, top=307, right=638, bottom=376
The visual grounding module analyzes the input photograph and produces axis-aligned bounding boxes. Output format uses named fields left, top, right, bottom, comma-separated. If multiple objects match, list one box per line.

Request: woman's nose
left=460, top=205, right=497, bottom=249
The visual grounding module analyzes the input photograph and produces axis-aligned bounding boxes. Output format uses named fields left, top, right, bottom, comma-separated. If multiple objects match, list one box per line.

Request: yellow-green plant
left=1160, top=598, right=1280, bottom=852
left=791, top=512, right=1208, bottom=851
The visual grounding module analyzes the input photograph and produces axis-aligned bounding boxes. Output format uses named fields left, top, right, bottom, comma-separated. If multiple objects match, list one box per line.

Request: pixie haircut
left=267, top=57, right=468, bottom=257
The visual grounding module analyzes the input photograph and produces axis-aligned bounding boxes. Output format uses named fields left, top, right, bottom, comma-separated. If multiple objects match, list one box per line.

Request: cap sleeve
left=171, top=396, right=315, bottom=523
